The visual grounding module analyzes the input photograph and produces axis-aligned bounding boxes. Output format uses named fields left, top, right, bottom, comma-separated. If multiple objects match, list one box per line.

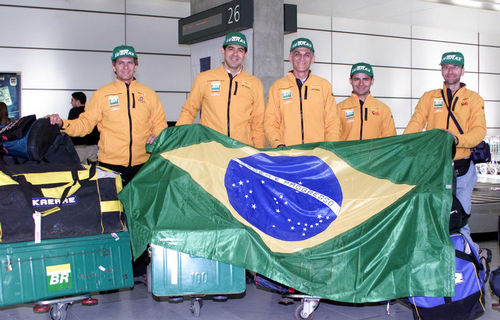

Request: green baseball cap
left=290, top=38, right=315, bottom=53
left=223, top=32, right=248, bottom=49
left=440, top=51, right=464, bottom=66
left=111, top=45, right=137, bottom=61
left=350, top=62, right=373, bottom=78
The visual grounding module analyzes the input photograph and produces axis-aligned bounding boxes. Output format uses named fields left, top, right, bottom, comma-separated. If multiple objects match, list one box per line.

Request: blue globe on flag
left=225, top=153, right=343, bottom=241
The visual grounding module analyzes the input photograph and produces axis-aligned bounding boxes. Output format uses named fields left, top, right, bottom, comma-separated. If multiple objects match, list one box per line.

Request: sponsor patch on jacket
left=433, top=98, right=443, bottom=108
left=310, top=85, right=321, bottom=91
left=281, top=89, right=292, bottom=100
left=344, top=109, right=354, bottom=119
left=108, top=95, right=119, bottom=107
left=371, top=108, right=380, bottom=116
left=241, top=80, right=251, bottom=88
left=211, top=81, right=221, bottom=92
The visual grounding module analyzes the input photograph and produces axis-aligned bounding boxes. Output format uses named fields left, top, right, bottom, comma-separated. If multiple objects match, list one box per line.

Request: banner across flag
left=119, top=124, right=455, bottom=302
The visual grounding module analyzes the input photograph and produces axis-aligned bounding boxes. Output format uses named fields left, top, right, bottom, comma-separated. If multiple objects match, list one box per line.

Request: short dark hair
left=223, top=44, right=248, bottom=53
left=72, top=92, right=87, bottom=105
left=112, top=58, right=139, bottom=66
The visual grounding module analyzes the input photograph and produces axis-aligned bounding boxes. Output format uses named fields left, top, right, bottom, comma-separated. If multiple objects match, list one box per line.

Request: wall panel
left=412, top=39, right=478, bottom=72
left=377, top=98, right=413, bottom=129
left=479, top=74, right=500, bottom=101
left=1, top=6, right=124, bottom=50
left=332, top=17, right=410, bottom=38
left=284, top=30, right=332, bottom=64
left=412, top=25, right=477, bottom=44
left=332, top=32, right=411, bottom=67
left=479, top=46, right=500, bottom=74
left=126, top=16, right=190, bottom=55
left=0, top=0, right=123, bottom=12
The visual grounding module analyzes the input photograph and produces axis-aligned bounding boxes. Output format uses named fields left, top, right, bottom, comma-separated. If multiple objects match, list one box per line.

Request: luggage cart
left=255, top=274, right=320, bottom=320
left=148, top=244, right=246, bottom=317
left=0, top=232, right=133, bottom=320
left=476, top=135, right=500, bottom=176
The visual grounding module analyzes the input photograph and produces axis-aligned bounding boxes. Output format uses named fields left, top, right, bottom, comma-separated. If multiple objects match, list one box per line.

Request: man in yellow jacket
left=265, top=38, right=340, bottom=148
left=176, top=32, right=266, bottom=148
left=47, top=45, right=167, bottom=185
left=338, top=63, right=396, bottom=140
left=404, top=51, right=486, bottom=253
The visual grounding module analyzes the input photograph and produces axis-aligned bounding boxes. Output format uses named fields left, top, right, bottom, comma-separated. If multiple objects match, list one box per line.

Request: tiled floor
left=1, top=239, right=499, bottom=320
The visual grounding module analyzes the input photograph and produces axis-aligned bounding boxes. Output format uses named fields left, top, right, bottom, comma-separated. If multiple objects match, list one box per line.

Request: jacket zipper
left=300, top=87, right=305, bottom=144
left=359, top=104, right=364, bottom=140
left=227, top=74, right=234, bottom=137
left=126, top=84, right=133, bottom=167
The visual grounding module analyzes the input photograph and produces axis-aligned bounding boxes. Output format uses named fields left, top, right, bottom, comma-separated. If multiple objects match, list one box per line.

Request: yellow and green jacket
left=404, top=83, right=486, bottom=160
left=264, top=72, right=340, bottom=148
left=176, top=65, right=266, bottom=148
left=62, top=79, right=167, bottom=166
left=337, top=94, right=396, bottom=141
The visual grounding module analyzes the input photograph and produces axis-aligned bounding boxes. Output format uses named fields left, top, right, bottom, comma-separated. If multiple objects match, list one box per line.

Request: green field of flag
left=119, top=124, right=455, bottom=302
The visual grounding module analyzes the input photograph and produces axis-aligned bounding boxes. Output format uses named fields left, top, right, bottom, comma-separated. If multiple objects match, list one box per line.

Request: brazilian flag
left=119, top=124, right=455, bottom=302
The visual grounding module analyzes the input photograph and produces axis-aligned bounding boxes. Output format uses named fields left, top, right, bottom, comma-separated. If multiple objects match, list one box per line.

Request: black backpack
left=0, top=115, right=79, bottom=164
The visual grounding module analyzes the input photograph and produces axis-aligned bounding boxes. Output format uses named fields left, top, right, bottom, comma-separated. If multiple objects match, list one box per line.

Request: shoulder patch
left=241, top=80, right=251, bottom=88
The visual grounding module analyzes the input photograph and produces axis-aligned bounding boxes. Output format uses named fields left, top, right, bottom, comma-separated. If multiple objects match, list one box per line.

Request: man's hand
left=442, top=128, right=458, bottom=145
left=146, top=133, right=157, bottom=145
left=45, top=114, right=63, bottom=128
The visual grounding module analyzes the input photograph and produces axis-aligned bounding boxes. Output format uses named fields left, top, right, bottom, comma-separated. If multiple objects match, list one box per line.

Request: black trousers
left=98, top=161, right=148, bottom=276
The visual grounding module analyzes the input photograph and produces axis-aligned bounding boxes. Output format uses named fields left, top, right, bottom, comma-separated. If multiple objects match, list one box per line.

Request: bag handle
left=1, top=163, right=97, bottom=216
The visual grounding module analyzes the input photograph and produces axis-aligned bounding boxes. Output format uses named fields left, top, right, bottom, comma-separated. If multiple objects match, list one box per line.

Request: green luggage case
left=150, top=244, right=245, bottom=297
left=0, top=232, right=133, bottom=307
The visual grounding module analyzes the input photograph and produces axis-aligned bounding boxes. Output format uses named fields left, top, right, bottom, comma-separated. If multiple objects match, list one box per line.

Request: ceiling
left=283, top=0, right=500, bottom=33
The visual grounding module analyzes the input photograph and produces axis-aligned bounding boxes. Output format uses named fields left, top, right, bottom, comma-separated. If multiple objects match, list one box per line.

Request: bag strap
left=454, top=234, right=482, bottom=271
left=441, top=90, right=464, bottom=134
left=0, top=163, right=97, bottom=216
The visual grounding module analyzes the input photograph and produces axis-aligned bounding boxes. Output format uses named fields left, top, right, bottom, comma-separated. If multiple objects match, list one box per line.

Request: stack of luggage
left=0, top=115, right=133, bottom=309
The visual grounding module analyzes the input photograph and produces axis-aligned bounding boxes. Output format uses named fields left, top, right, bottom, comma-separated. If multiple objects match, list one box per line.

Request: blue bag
left=0, top=115, right=59, bottom=160
left=490, top=267, right=500, bottom=298
left=407, top=233, right=485, bottom=320
left=255, top=274, right=295, bottom=294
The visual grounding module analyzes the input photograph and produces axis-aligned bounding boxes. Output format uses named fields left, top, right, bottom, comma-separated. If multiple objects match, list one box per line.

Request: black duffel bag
left=0, top=163, right=126, bottom=243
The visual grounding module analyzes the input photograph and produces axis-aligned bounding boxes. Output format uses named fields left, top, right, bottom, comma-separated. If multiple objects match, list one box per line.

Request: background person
left=67, top=91, right=100, bottom=164
left=0, top=102, right=11, bottom=126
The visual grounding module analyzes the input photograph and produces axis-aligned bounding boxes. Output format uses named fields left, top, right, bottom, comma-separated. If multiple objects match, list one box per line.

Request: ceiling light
left=423, top=0, right=500, bottom=10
